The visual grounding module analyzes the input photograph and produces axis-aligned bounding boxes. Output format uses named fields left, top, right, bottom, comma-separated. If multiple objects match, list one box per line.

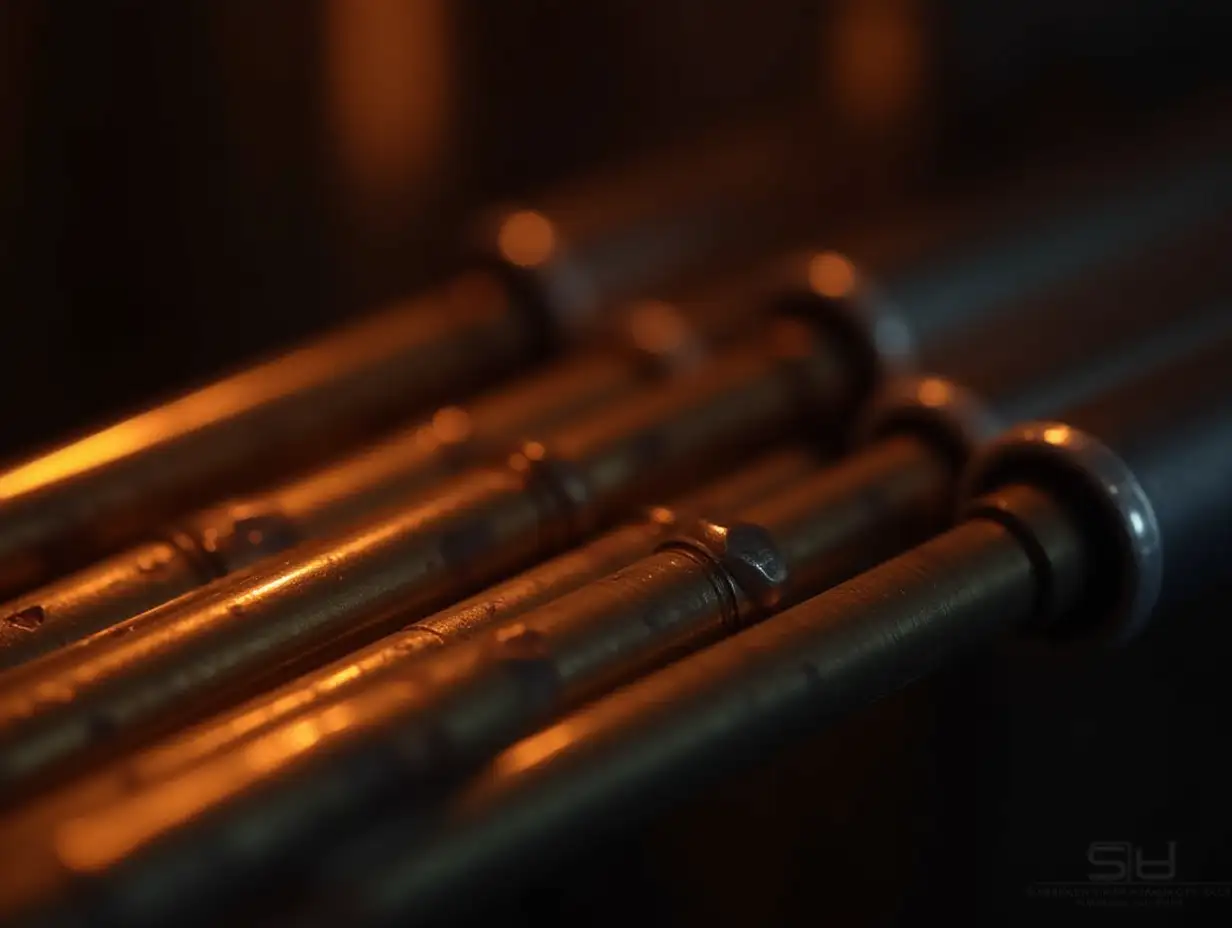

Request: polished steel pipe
left=0, top=124, right=812, bottom=601
left=0, top=450, right=820, bottom=844
left=0, top=287, right=767, bottom=670
left=4, top=220, right=1230, bottom=927
left=0, top=315, right=854, bottom=801
left=294, top=338, right=1232, bottom=927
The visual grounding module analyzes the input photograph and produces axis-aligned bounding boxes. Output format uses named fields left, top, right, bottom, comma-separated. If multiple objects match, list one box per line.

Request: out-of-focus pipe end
left=857, top=374, right=1002, bottom=469
left=505, top=441, right=595, bottom=550
left=469, top=206, right=602, bottom=356
left=763, top=248, right=917, bottom=415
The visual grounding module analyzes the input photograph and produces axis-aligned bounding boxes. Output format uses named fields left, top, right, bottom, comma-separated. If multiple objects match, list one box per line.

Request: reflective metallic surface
left=800, top=136, right=1232, bottom=383
left=0, top=276, right=528, bottom=601
left=0, top=355, right=642, bottom=672
left=968, top=334, right=1232, bottom=643
left=514, top=322, right=851, bottom=538
left=0, top=120, right=817, bottom=607
left=860, top=214, right=1232, bottom=457
left=0, top=325, right=849, bottom=799
left=285, top=487, right=1087, bottom=927
left=0, top=466, right=547, bottom=800
left=0, top=542, right=210, bottom=672
left=2, top=232, right=1224, bottom=922
left=0, top=290, right=777, bottom=671
left=0, top=438, right=952, bottom=926
left=0, top=450, right=819, bottom=837
left=4, top=12, right=1232, bottom=928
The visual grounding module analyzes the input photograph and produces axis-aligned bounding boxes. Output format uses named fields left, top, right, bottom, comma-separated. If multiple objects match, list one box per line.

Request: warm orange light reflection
left=0, top=303, right=447, bottom=504
left=646, top=505, right=677, bottom=528
left=53, top=685, right=409, bottom=874
left=135, top=636, right=435, bottom=783
left=625, top=300, right=689, bottom=357
left=0, top=381, right=269, bottom=501
left=808, top=251, right=858, bottom=299
left=916, top=377, right=952, bottom=409
left=495, top=720, right=580, bottom=777
left=497, top=210, right=557, bottom=268
left=1043, top=425, right=1073, bottom=446
left=432, top=406, right=472, bottom=445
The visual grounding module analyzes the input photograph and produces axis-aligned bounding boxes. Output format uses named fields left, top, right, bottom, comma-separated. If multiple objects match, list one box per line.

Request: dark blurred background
left=5, top=0, right=1231, bottom=459
left=2, top=3, right=1231, bottom=924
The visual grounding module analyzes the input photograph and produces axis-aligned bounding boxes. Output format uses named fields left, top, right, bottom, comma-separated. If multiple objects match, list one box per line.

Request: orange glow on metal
left=916, top=377, right=952, bottom=408
left=494, top=720, right=580, bottom=776
left=646, top=505, right=677, bottom=527
left=132, top=640, right=431, bottom=783
left=497, top=211, right=558, bottom=268
left=1043, top=425, right=1074, bottom=446
left=626, top=300, right=689, bottom=356
left=0, top=303, right=453, bottom=504
left=0, top=383, right=269, bottom=501
left=520, top=441, right=547, bottom=463
left=432, top=406, right=472, bottom=445
left=52, top=683, right=413, bottom=874
left=54, top=705, right=352, bottom=873
left=808, top=251, right=858, bottom=298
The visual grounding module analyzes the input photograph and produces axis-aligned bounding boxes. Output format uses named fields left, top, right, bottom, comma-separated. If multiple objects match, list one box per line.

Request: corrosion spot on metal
left=491, top=623, right=547, bottom=658
left=135, top=550, right=171, bottom=573
left=4, top=605, right=46, bottom=631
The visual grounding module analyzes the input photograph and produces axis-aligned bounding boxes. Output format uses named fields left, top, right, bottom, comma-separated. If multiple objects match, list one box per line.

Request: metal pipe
left=0, top=485, right=1069, bottom=928
left=8, top=253, right=1230, bottom=927
left=967, top=334, right=1232, bottom=644
left=281, top=338, right=1232, bottom=927
left=310, top=487, right=1078, bottom=928
left=777, top=138, right=1232, bottom=387
left=0, top=287, right=767, bottom=670
left=0, top=124, right=811, bottom=602
left=0, top=449, right=819, bottom=834
left=0, top=278, right=528, bottom=601
left=859, top=214, right=1232, bottom=459
left=0, top=438, right=948, bottom=927
left=61, top=201, right=1228, bottom=790
left=0, top=317, right=855, bottom=802
left=2, top=146, right=1232, bottom=923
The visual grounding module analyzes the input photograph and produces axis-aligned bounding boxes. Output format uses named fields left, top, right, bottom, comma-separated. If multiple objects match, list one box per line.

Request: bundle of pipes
left=296, top=332, right=1232, bottom=928
left=0, top=121, right=820, bottom=602
left=0, top=112, right=1230, bottom=928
